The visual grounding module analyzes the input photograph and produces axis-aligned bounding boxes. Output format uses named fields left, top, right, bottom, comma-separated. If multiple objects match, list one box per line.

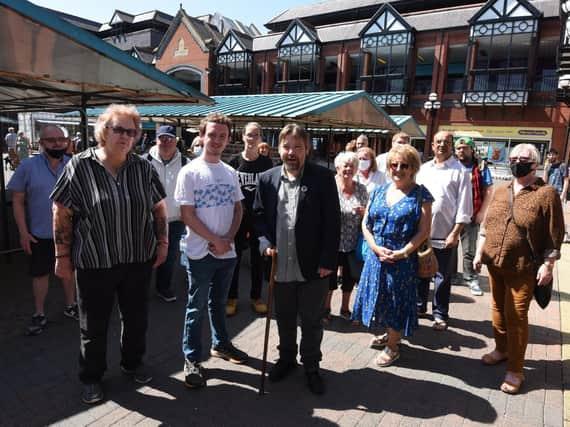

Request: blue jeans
left=182, top=254, right=237, bottom=362
left=156, top=221, right=186, bottom=293
left=417, top=247, right=456, bottom=321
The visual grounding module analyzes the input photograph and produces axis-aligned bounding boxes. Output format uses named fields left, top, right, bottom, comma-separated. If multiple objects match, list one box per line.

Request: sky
left=31, top=0, right=313, bottom=33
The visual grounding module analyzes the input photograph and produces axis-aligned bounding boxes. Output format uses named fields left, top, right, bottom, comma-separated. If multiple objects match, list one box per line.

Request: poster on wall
left=487, top=141, right=507, bottom=163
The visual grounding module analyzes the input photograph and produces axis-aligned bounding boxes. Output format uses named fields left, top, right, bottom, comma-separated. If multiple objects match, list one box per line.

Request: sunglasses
left=390, top=162, right=409, bottom=170
left=41, top=137, right=69, bottom=144
left=106, top=126, right=137, bottom=137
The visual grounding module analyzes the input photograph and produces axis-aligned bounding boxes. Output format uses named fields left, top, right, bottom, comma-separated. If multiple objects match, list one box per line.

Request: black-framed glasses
left=390, top=162, right=409, bottom=170
left=105, top=126, right=137, bottom=137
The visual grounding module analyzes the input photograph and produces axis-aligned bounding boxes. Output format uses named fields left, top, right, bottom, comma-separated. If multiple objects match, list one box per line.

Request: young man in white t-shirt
left=175, top=112, right=247, bottom=388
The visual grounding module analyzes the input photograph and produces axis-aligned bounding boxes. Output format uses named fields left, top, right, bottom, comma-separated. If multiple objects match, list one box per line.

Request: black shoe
left=268, top=360, right=297, bottom=383
left=184, top=360, right=206, bottom=388
left=27, top=313, right=47, bottom=336
left=156, top=289, right=177, bottom=303
left=417, top=304, right=428, bottom=317
left=81, top=383, right=104, bottom=404
left=306, top=370, right=325, bottom=395
left=63, top=303, right=79, bottom=320
left=120, top=364, right=153, bottom=384
left=210, top=343, right=249, bottom=364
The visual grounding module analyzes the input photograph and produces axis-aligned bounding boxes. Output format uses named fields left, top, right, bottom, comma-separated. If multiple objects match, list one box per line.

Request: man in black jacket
left=254, top=124, right=340, bottom=395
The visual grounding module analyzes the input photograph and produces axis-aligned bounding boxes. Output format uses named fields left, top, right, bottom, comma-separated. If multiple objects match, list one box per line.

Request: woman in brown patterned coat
left=473, top=143, right=564, bottom=394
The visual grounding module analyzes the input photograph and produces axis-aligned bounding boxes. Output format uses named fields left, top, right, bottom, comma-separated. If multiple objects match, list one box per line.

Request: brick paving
left=0, top=247, right=565, bottom=426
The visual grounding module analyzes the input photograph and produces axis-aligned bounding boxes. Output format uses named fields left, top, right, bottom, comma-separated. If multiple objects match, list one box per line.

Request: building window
left=413, top=47, right=435, bottom=95
left=359, top=4, right=412, bottom=106
left=533, top=37, right=558, bottom=92
left=445, top=44, right=468, bottom=94
left=464, top=0, right=540, bottom=105
left=275, top=21, right=320, bottom=93
left=323, top=57, right=338, bottom=91
left=216, top=32, right=252, bottom=95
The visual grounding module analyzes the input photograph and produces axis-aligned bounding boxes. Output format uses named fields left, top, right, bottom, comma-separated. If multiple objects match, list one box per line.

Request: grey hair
left=510, top=143, right=539, bottom=163
left=356, top=134, right=368, bottom=143
left=334, top=151, right=359, bottom=169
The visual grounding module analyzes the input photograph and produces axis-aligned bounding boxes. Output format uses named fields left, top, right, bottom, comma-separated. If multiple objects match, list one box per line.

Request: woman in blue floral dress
left=352, top=144, right=433, bottom=367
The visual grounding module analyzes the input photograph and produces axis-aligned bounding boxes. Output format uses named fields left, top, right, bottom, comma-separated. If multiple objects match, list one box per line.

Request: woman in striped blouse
left=51, top=104, right=167, bottom=404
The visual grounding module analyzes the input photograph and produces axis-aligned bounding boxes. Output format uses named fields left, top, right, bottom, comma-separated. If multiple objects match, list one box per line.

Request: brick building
left=154, top=0, right=569, bottom=162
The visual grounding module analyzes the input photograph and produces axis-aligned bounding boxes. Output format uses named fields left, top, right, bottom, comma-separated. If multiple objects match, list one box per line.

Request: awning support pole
left=80, top=95, right=89, bottom=150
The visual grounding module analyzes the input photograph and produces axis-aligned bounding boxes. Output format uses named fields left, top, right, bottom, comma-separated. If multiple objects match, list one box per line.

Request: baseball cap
left=157, top=125, right=176, bottom=138
left=455, top=136, right=474, bottom=148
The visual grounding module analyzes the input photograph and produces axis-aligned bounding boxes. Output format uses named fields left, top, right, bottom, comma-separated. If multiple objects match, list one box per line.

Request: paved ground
left=0, top=245, right=566, bottom=426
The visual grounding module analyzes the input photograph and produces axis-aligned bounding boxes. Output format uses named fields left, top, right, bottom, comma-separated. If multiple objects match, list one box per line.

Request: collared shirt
left=50, top=148, right=166, bottom=269
left=275, top=167, right=305, bottom=282
left=7, top=153, right=69, bottom=239
left=5, top=132, right=17, bottom=149
left=416, top=156, right=473, bottom=249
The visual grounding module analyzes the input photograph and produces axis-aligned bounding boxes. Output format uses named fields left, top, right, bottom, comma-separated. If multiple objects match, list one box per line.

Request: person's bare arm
left=181, top=205, right=233, bottom=255
left=223, top=201, right=243, bottom=241
left=53, top=201, right=74, bottom=281
left=152, top=199, right=168, bottom=267
left=12, top=191, right=36, bottom=254
left=475, top=184, right=494, bottom=224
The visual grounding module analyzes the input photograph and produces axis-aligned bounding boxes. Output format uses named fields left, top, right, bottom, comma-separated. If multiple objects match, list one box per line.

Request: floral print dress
left=352, top=183, right=434, bottom=336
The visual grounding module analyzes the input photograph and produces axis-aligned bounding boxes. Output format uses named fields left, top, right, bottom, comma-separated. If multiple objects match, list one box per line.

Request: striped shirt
left=50, top=148, right=166, bottom=269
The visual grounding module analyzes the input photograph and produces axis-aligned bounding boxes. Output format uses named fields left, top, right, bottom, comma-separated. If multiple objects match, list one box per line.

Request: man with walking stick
left=254, top=123, right=340, bottom=395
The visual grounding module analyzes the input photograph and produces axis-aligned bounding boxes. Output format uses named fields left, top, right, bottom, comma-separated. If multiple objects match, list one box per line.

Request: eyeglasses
left=509, top=156, right=532, bottom=163
left=390, top=162, right=409, bottom=170
left=105, top=126, right=137, bottom=137
left=41, top=137, right=69, bottom=144
left=158, top=135, right=176, bottom=141
left=434, top=139, right=451, bottom=146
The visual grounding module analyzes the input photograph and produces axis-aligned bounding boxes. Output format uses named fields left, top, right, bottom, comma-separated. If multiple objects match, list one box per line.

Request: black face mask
left=510, top=161, right=534, bottom=178
left=45, top=148, right=67, bottom=159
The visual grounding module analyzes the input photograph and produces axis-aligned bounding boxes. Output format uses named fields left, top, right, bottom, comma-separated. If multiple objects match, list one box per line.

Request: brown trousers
left=487, top=265, right=535, bottom=374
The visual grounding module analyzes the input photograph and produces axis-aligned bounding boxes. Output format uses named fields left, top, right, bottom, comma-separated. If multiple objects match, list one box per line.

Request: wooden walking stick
left=259, top=249, right=277, bottom=395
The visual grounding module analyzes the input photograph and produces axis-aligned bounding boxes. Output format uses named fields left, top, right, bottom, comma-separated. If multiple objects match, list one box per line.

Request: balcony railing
left=462, top=90, right=528, bottom=105
left=370, top=92, right=408, bottom=106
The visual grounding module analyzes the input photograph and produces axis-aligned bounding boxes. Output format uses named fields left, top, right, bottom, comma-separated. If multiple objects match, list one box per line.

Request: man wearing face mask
left=7, top=125, right=77, bottom=335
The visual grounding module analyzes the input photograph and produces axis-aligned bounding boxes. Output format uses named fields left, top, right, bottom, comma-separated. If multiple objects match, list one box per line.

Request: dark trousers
left=417, top=247, right=456, bottom=321
left=228, top=231, right=263, bottom=300
left=273, top=278, right=328, bottom=372
left=76, top=261, right=153, bottom=384
left=156, top=221, right=186, bottom=293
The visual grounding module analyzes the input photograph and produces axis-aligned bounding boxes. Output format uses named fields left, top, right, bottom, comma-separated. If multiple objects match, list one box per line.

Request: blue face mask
left=193, top=146, right=203, bottom=155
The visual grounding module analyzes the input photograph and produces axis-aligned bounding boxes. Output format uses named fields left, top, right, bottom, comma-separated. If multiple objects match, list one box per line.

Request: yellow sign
left=438, top=125, right=552, bottom=140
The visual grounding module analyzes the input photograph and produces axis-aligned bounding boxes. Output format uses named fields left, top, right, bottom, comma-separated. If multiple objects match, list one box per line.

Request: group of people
left=6, top=104, right=566, bottom=406
left=3, top=127, right=32, bottom=170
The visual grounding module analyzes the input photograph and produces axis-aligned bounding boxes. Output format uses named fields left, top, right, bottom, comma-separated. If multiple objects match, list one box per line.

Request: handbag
left=509, top=187, right=553, bottom=309
left=414, top=185, right=438, bottom=278
left=417, top=239, right=439, bottom=278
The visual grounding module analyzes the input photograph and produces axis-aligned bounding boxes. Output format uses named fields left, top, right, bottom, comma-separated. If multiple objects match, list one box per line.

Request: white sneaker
left=469, top=279, right=483, bottom=296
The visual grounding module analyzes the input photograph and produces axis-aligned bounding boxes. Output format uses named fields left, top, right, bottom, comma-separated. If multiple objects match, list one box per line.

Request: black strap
left=146, top=152, right=188, bottom=166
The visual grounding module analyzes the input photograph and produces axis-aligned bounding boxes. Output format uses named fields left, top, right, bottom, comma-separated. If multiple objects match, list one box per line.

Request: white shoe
left=469, top=279, right=483, bottom=296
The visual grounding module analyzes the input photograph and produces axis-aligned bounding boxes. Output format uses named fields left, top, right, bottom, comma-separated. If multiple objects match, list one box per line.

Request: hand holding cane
left=259, top=249, right=277, bottom=395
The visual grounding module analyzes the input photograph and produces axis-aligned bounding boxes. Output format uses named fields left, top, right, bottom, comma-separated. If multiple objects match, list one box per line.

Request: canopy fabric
left=79, top=91, right=400, bottom=131
left=0, top=0, right=211, bottom=113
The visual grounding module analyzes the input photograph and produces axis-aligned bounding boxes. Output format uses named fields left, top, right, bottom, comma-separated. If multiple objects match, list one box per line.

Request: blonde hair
left=345, top=140, right=357, bottom=152
left=357, top=147, right=378, bottom=172
left=94, top=104, right=141, bottom=146
left=386, top=144, right=421, bottom=179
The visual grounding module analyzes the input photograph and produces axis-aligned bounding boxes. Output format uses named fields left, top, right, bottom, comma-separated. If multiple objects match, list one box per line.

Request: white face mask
left=193, top=146, right=203, bottom=154
left=358, top=159, right=371, bottom=171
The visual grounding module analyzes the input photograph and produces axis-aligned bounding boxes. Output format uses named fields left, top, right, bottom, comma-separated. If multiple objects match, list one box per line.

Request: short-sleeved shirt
left=546, top=162, right=568, bottom=195
left=337, top=181, right=368, bottom=252
left=50, top=148, right=166, bottom=269
left=174, top=157, right=244, bottom=260
left=5, top=132, right=17, bottom=150
left=7, top=153, right=69, bottom=239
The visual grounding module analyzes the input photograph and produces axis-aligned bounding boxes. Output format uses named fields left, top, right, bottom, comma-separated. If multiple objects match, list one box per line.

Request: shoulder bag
left=415, top=185, right=438, bottom=278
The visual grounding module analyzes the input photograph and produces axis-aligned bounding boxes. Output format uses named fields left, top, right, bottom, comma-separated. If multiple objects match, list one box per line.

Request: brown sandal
left=481, top=350, right=508, bottom=366
left=500, top=371, right=524, bottom=394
